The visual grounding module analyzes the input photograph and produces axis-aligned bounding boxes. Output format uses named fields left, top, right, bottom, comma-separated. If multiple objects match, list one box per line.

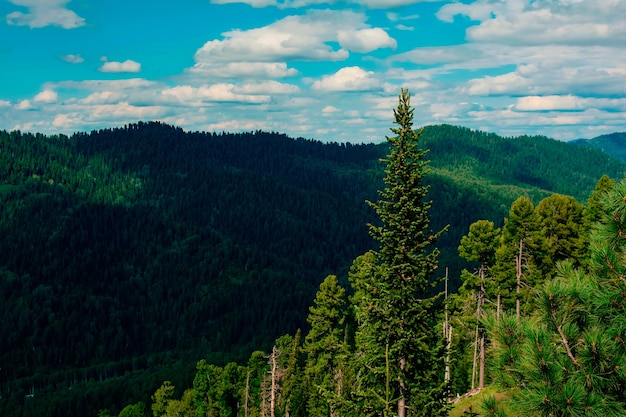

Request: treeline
left=103, top=177, right=615, bottom=417
left=0, top=121, right=624, bottom=416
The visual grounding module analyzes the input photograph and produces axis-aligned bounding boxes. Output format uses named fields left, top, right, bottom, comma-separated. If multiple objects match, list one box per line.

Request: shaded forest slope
left=0, top=122, right=623, bottom=415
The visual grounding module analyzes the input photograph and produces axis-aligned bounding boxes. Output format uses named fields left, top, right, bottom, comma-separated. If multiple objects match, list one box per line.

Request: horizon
left=1, top=0, right=625, bottom=143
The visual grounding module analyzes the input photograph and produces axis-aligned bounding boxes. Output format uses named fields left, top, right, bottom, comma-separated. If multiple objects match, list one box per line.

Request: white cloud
left=395, top=24, right=414, bottom=31
left=312, top=66, right=381, bottom=92
left=16, top=100, right=34, bottom=110
left=98, top=60, right=142, bottom=73
left=52, top=113, right=74, bottom=129
left=55, top=78, right=156, bottom=91
left=193, top=10, right=393, bottom=65
left=61, top=54, right=84, bottom=64
left=466, top=72, right=532, bottom=96
left=322, top=105, right=339, bottom=114
left=351, top=0, right=438, bottom=9
left=235, top=81, right=300, bottom=94
left=189, top=62, right=299, bottom=79
left=82, top=91, right=126, bottom=105
left=392, top=45, right=477, bottom=65
left=387, top=12, right=420, bottom=21
left=161, top=84, right=270, bottom=104
left=6, top=0, right=85, bottom=29
left=89, top=103, right=167, bottom=119
left=437, top=0, right=626, bottom=47
left=34, top=90, right=58, bottom=103
left=211, top=0, right=435, bottom=8
left=206, top=119, right=270, bottom=132
left=337, top=28, right=397, bottom=53
left=514, top=95, right=626, bottom=112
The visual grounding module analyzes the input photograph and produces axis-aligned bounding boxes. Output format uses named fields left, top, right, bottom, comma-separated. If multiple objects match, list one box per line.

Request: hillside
left=0, top=122, right=624, bottom=416
left=570, top=131, right=626, bottom=163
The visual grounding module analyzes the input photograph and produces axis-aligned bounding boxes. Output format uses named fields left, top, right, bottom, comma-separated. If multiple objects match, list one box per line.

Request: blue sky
left=1, top=0, right=625, bottom=143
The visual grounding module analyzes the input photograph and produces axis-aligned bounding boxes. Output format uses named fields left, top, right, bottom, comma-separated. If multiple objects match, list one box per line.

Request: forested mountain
left=0, top=122, right=623, bottom=416
left=570, top=131, right=626, bottom=163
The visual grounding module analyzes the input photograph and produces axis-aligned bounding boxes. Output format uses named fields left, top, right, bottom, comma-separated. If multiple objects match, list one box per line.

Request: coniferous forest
left=1, top=90, right=626, bottom=416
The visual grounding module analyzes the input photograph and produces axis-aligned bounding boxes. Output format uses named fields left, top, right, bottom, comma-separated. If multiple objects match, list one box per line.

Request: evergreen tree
left=535, top=193, right=586, bottom=276
left=351, top=89, right=448, bottom=417
left=492, top=196, right=542, bottom=317
left=487, top=178, right=626, bottom=416
left=304, top=275, right=348, bottom=417
left=458, top=220, right=501, bottom=391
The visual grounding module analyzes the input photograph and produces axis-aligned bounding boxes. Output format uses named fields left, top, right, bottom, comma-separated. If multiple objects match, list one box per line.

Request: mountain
left=569, top=132, right=626, bottom=163
left=1, top=122, right=624, bottom=417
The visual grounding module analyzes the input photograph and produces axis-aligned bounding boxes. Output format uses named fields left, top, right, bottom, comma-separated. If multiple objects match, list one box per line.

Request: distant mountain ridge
left=1, top=122, right=624, bottom=417
left=569, top=132, right=626, bottom=163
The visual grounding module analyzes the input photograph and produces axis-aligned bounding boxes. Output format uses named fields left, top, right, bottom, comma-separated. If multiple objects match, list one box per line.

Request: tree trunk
left=478, top=266, right=485, bottom=390
left=270, top=346, right=277, bottom=417
left=398, top=356, right=407, bottom=417
left=516, top=239, right=523, bottom=321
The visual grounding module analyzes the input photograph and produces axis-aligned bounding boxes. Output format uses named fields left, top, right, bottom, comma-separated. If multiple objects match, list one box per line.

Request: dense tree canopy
left=1, top=120, right=624, bottom=416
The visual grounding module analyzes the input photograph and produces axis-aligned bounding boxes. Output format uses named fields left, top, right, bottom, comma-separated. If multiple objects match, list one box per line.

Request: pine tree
left=486, top=178, right=626, bottom=416
left=351, top=89, right=448, bottom=417
left=535, top=193, right=586, bottom=277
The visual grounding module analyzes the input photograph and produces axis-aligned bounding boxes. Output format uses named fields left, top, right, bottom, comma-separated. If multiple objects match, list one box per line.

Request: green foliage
left=1, top=121, right=624, bottom=416
left=304, top=275, right=348, bottom=417
left=486, top=178, right=626, bottom=416
left=535, top=194, right=586, bottom=277
left=117, top=402, right=146, bottom=417
left=351, top=89, right=448, bottom=416
left=492, top=196, right=543, bottom=314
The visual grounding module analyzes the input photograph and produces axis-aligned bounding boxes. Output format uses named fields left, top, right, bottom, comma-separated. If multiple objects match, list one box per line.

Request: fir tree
left=304, top=275, right=348, bottom=417
left=351, top=89, right=448, bottom=417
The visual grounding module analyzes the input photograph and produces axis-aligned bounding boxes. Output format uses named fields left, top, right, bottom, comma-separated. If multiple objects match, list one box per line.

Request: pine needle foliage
left=351, top=89, right=449, bottom=417
left=487, top=178, right=626, bottom=416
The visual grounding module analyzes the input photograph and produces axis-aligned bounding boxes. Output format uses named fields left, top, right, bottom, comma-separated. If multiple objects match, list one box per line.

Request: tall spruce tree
left=351, top=89, right=448, bottom=417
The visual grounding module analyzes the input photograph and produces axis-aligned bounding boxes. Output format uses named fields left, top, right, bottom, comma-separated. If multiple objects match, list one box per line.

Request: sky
left=1, top=0, right=625, bottom=143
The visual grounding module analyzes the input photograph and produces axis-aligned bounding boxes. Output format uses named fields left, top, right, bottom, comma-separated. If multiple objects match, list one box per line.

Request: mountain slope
left=569, top=132, right=626, bottom=163
left=0, top=122, right=624, bottom=416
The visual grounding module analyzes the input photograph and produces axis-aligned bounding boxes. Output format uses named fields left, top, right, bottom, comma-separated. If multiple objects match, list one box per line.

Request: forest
left=1, top=93, right=625, bottom=416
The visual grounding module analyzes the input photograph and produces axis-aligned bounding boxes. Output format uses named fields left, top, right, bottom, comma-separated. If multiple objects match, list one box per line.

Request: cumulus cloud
left=98, top=59, right=142, bottom=73
left=466, top=72, right=532, bottom=96
left=337, top=28, right=397, bottom=53
left=160, top=84, right=270, bottom=104
left=34, top=90, right=59, bottom=103
left=235, top=81, right=300, bottom=94
left=61, top=54, right=84, bottom=64
left=514, top=95, right=626, bottom=113
left=193, top=9, right=394, bottom=65
left=189, top=62, right=299, bottom=79
left=86, top=103, right=169, bottom=123
left=312, top=66, right=381, bottom=92
left=6, top=0, right=85, bottom=29
left=437, top=0, right=626, bottom=47
left=82, top=91, right=126, bottom=105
